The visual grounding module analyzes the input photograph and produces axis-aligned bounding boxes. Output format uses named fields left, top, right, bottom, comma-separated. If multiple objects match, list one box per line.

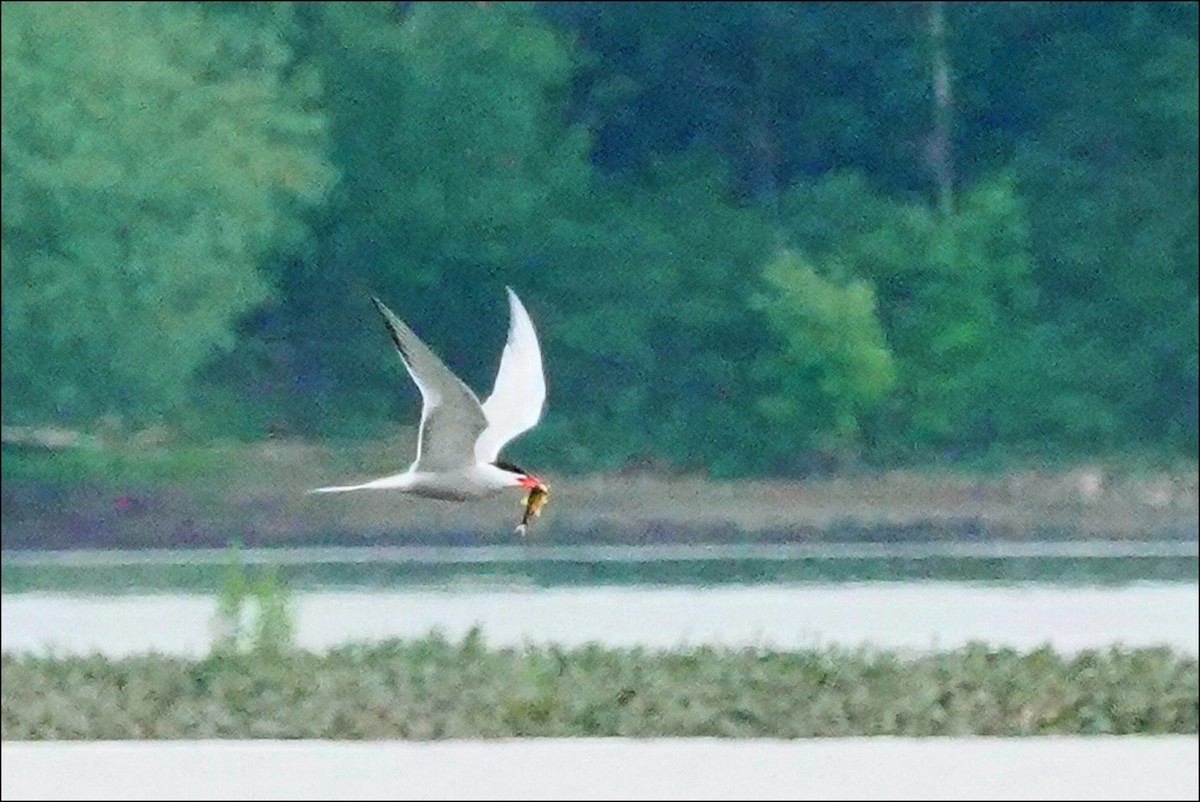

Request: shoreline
left=3, top=440, right=1197, bottom=549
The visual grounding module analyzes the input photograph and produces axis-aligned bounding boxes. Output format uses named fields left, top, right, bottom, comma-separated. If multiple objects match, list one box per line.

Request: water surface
left=4, top=542, right=1196, bottom=593
left=4, top=583, right=1196, bottom=657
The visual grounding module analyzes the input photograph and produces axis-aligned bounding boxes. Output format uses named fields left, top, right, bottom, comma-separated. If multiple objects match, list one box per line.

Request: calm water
left=3, top=542, right=1197, bottom=593
left=4, top=543, right=1196, bottom=657
left=3, top=583, right=1196, bottom=657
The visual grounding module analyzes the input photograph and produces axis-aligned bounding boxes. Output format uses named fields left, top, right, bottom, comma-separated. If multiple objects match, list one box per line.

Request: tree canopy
left=1, top=2, right=334, bottom=423
left=2, top=1, right=1195, bottom=472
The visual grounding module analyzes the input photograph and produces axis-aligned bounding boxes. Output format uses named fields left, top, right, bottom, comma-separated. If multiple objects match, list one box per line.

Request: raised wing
left=371, top=297, right=488, bottom=472
left=474, top=288, right=547, bottom=463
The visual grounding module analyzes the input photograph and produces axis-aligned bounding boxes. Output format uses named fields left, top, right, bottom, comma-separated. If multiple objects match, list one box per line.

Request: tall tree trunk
left=928, top=1, right=954, bottom=215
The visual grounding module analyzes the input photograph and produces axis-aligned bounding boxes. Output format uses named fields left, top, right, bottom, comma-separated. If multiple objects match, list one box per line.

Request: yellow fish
left=515, top=481, right=550, bottom=536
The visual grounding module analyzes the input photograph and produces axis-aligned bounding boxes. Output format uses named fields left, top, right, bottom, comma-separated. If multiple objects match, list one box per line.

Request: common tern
left=312, top=289, right=548, bottom=529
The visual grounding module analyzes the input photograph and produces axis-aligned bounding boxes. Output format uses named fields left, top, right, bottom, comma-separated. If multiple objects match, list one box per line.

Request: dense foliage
left=2, top=2, right=1196, bottom=474
left=3, top=638, right=1196, bottom=739
left=1, top=2, right=334, bottom=422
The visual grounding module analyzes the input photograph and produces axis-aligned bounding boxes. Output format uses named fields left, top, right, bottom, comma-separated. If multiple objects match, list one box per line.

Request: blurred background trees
left=1, top=2, right=334, bottom=425
left=2, top=1, right=1196, bottom=475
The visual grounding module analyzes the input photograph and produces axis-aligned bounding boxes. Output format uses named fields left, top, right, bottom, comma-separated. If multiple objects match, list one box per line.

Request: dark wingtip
left=369, top=296, right=406, bottom=353
left=371, top=296, right=395, bottom=326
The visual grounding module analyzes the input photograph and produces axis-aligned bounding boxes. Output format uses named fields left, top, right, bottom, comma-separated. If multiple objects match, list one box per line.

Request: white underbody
left=311, top=462, right=520, bottom=501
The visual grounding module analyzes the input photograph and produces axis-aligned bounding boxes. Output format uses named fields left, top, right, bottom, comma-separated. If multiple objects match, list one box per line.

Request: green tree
left=531, top=151, right=781, bottom=475
left=752, top=249, right=895, bottom=459
left=307, top=2, right=588, bottom=269
left=248, top=2, right=592, bottom=434
left=779, top=172, right=1063, bottom=458
left=1015, top=6, right=1199, bottom=452
left=1, top=2, right=333, bottom=425
left=191, top=2, right=1197, bottom=470
left=543, top=1, right=929, bottom=199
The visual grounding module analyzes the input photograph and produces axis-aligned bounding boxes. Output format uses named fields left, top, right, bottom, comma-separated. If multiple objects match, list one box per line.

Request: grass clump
left=210, top=542, right=295, bottom=656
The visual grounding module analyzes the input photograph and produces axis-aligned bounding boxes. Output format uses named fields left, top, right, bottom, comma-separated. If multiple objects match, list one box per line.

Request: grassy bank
left=3, top=438, right=1198, bottom=549
left=3, top=637, right=1196, bottom=740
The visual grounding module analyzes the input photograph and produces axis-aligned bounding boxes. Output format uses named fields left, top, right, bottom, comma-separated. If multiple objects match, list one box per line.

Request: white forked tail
left=307, top=474, right=412, bottom=494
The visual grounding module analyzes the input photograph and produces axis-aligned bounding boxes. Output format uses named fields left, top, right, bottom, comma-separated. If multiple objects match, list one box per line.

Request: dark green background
left=3, top=2, right=1197, bottom=477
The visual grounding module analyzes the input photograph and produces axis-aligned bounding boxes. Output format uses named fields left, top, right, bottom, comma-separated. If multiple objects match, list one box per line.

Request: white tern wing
left=474, top=288, right=546, bottom=463
left=371, top=297, right=488, bottom=472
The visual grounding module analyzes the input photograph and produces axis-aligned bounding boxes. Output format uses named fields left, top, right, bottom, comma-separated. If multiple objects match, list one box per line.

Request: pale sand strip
left=3, top=737, right=1197, bottom=801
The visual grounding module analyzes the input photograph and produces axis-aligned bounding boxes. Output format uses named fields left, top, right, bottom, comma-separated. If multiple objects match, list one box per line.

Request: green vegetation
left=2, top=2, right=1196, bottom=476
left=753, top=249, right=895, bottom=461
left=0, top=441, right=240, bottom=487
left=211, top=543, right=296, bottom=655
left=1, top=2, right=333, bottom=425
left=6, top=542, right=1193, bottom=741
left=3, top=637, right=1195, bottom=739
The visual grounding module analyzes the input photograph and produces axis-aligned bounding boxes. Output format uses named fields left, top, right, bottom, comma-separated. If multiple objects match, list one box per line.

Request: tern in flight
left=312, top=289, right=548, bottom=528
